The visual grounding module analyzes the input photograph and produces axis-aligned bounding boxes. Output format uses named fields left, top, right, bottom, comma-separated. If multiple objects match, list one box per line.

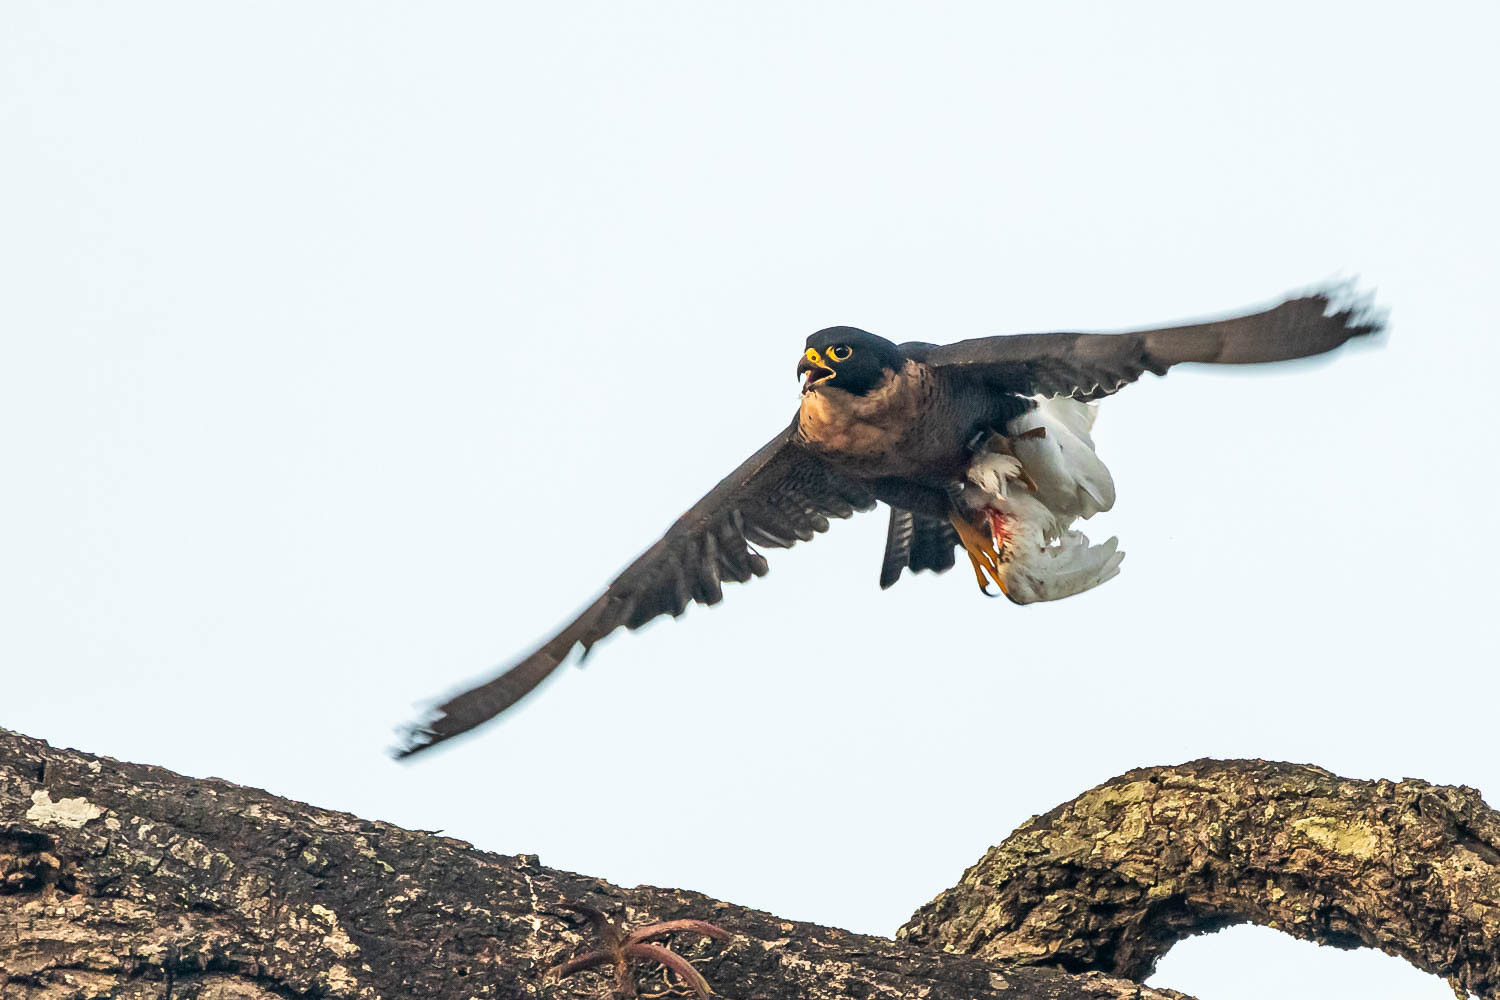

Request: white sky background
left=3, top=3, right=1498, bottom=997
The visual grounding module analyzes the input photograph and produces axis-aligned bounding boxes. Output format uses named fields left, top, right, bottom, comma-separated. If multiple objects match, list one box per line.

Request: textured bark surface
left=0, top=730, right=1187, bottom=1000
left=900, top=759, right=1500, bottom=998
left=7, top=734, right=1495, bottom=1000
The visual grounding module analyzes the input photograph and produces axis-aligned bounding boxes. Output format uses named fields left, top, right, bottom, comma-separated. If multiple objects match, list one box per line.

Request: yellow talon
left=949, top=513, right=1008, bottom=596
left=965, top=550, right=991, bottom=592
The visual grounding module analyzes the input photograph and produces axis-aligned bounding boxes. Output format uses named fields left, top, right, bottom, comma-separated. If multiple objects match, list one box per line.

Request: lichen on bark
left=5, top=734, right=1496, bottom=999
left=898, top=759, right=1500, bottom=998
left=0, top=730, right=1187, bottom=1000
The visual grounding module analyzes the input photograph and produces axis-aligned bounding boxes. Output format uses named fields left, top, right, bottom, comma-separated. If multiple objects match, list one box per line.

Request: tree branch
left=899, top=758, right=1500, bottom=998
left=6, top=735, right=1494, bottom=998
left=0, top=730, right=1185, bottom=1000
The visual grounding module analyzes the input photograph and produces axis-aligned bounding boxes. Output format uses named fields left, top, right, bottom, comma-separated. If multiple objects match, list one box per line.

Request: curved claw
left=965, top=550, right=1003, bottom=597
left=949, top=512, right=1009, bottom=596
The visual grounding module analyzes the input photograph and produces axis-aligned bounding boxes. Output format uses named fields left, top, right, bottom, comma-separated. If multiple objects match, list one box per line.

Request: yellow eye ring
left=828, top=344, right=853, bottom=362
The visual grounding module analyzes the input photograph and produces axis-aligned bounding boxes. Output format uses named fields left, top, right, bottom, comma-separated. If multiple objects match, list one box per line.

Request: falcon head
left=798, top=327, right=904, bottom=396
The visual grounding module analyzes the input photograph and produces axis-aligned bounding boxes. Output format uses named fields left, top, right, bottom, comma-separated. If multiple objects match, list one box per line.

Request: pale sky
left=3, top=4, right=1498, bottom=998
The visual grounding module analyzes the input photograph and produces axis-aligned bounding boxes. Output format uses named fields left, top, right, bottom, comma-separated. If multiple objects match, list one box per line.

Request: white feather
left=967, top=451, right=1024, bottom=499
left=1006, top=395, right=1117, bottom=521
left=1002, top=530, right=1124, bottom=605
left=961, top=486, right=1123, bottom=604
left=958, top=395, right=1125, bottom=604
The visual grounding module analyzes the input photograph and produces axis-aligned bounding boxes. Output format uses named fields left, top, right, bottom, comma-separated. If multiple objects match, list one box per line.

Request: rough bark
left=899, top=759, right=1500, bottom=998
left=0, top=730, right=1186, bottom=1000
left=5, top=735, right=1495, bottom=1000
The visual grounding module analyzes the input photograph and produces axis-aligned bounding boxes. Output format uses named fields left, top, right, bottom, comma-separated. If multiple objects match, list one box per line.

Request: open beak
left=798, top=349, right=834, bottom=393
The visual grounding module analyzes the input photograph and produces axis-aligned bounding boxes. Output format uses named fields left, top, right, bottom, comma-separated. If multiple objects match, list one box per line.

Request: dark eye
left=828, top=344, right=853, bottom=362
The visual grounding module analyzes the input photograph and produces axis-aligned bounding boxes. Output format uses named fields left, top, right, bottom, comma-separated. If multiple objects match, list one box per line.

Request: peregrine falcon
left=396, top=286, right=1382, bottom=756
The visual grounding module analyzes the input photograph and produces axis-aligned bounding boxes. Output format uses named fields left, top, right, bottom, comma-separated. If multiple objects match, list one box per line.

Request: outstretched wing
left=396, top=420, right=876, bottom=758
left=916, top=286, right=1384, bottom=400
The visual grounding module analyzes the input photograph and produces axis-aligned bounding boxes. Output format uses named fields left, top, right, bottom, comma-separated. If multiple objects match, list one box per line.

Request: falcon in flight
left=397, top=286, right=1382, bottom=757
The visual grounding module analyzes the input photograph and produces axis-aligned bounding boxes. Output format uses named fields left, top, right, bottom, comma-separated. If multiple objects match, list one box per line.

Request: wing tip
left=389, top=714, right=446, bottom=760
left=1307, top=276, right=1390, bottom=345
left=389, top=641, right=584, bottom=762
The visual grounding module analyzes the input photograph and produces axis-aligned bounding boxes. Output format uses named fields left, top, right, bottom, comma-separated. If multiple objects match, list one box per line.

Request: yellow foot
left=948, top=513, right=1008, bottom=596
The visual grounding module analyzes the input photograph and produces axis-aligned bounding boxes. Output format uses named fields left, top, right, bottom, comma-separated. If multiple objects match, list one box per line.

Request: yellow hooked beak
left=797, top=348, right=835, bottom=392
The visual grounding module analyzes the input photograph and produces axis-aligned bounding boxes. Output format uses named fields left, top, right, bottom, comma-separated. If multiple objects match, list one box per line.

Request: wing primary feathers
left=668, top=552, right=692, bottom=617
left=821, top=497, right=857, bottom=520
left=598, top=593, right=638, bottom=636
left=397, top=284, right=1383, bottom=756
left=394, top=597, right=609, bottom=759
left=925, top=283, right=1386, bottom=400
left=728, top=507, right=748, bottom=543
left=697, top=530, right=723, bottom=605
left=394, top=424, right=871, bottom=758
left=715, top=520, right=752, bottom=582
left=1138, top=284, right=1386, bottom=367
left=763, top=496, right=818, bottom=541
left=743, top=511, right=797, bottom=547
left=743, top=525, right=788, bottom=547
left=839, top=483, right=879, bottom=512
